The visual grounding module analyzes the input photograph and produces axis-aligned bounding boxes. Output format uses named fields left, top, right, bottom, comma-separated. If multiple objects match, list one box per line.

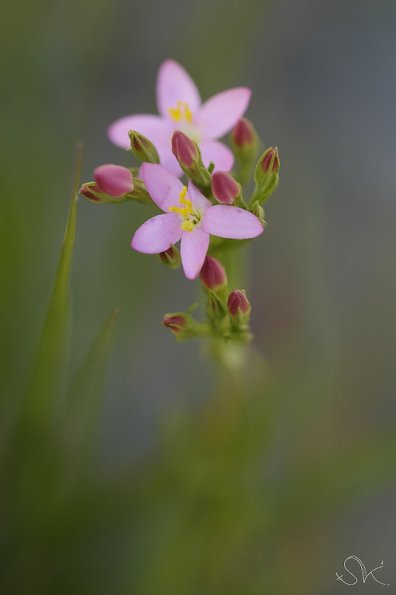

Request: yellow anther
left=180, top=197, right=192, bottom=208
left=168, top=186, right=199, bottom=232
left=168, top=101, right=193, bottom=124
left=168, top=106, right=182, bottom=121
left=184, top=103, right=193, bottom=123
left=181, top=220, right=194, bottom=232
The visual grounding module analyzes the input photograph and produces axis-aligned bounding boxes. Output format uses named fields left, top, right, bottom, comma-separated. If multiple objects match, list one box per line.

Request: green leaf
left=23, top=143, right=83, bottom=430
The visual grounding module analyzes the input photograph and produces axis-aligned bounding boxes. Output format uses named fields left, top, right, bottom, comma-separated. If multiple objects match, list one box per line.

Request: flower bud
left=253, top=147, right=280, bottom=203
left=199, top=256, right=227, bottom=290
left=230, top=118, right=259, bottom=185
left=162, top=314, right=187, bottom=334
left=260, top=146, right=280, bottom=174
left=158, top=245, right=181, bottom=269
left=129, top=131, right=160, bottom=164
left=227, top=290, right=251, bottom=317
left=171, top=131, right=211, bottom=192
left=232, top=118, right=256, bottom=149
left=211, top=171, right=240, bottom=205
left=171, top=130, right=198, bottom=168
left=94, top=164, right=133, bottom=197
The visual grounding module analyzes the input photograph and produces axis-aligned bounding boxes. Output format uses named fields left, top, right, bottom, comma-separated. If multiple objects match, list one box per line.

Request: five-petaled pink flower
left=108, top=60, right=251, bottom=176
left=131, top=164, right=263, bottom=279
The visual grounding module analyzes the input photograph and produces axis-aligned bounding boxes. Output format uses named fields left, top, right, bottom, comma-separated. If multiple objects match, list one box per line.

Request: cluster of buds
left=163, top=256, right=252, bottom=343
left=80, top=60, right=280, bottom=347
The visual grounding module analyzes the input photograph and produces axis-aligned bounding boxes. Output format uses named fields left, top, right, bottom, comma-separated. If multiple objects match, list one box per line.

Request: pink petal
left=141, top=163, right=184, bottom=211
left=108, top=113, right=172, bottom=152
left=131, top=213, right=182, bottom=254
left=180, top=228, right=210, bottom=280
left=200, top=140, right=234, bottom=171
left=197, top=87, right=251, bottom=139
left=202, top=205, right=263, bottom=239
left=156, top=60, right=201, bottom=118
left=187, top=182, right=212, bottom=210
left=159, top=153, right=183, bottom=178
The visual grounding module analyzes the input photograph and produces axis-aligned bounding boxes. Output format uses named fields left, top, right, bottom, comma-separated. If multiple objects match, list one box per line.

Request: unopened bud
left=162, top=314, right=186, bottom=334
left=211, top=171, right=240, bottom=205
left=158, top=245, right=181, bottom=269
left=260, top=146, right=280, bottom=174
left=232, top=118, right=256, bottom=149
left=227, top=290, right=251, bottom=317
left=171, top=131, right=211, bottom=192
left=230, top=118, right=259, bottom=185
left=199, top=256, right=227, bottom=290
left=94, top=164, right=133, bottom=197
left=129, top=131, right=160, bottom=164
left=253, top=146, right=280, bottom=203
left=171, top=130, right=198, bottom=168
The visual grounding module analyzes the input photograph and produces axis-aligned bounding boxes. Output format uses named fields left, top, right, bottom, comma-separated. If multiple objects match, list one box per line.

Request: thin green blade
left=24, top=143, right=83, bottom=430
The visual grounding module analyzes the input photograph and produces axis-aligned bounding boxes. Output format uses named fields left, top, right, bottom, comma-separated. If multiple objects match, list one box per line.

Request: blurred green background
left=1, top=0, right=396, bottom=593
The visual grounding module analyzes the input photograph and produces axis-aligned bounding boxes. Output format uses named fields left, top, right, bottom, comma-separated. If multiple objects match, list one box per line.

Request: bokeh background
left=1, top=0, right=396, bottom=593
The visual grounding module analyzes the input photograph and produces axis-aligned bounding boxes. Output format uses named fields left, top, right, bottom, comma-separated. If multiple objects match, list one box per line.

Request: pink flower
left=131, top=164, right=263, bottom=279
left=108, top=60, right=251, bottom=176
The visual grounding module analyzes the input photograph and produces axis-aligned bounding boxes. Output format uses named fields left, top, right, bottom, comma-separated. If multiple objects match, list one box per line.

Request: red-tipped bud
left=253, top=147, right=280, bottom=203
left=171, top=131, right=198, bottom=168
left=230, top=118, right=259, bottom=185
left=232, top=118, right=256, bottom=148
left=94, top=164, right=133, bottom=197
left=162, top=314, right=187, bottom=334
left=199, top=256, right=227, bottom=290
left=227, top=290, right=251, bottom=317
left=260, top=146, right=280, bottom=174
left=211, top=171, right=240, bottom=205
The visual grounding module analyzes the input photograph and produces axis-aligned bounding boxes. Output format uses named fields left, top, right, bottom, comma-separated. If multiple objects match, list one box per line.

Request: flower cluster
left=80, top=60, right=280, bottom=345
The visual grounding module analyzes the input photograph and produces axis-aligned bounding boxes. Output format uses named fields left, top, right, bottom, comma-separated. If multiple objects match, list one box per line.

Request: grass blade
left=24, top=143, right=83, bottom=430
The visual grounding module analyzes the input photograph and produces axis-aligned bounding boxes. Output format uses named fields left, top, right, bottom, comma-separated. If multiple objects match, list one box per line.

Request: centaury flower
left=131, top=164, right=263, bottom=279
left=108, top=60, right=251, bottom=176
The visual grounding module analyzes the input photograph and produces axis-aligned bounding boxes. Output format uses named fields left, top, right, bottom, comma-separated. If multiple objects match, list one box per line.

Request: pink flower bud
left=199, top=256, right=227, bottom=289
left=162, top=314, right=186, bottom=333
left=94, top=164, right=133, bottom=197
left=260, top=147, right=280, bottom=174
left=227, top=290, right=251, bottom=316
left=232, top=118, right=255, bottom=148
left=171, top=131, right=198, bottom=168
left=211, top=171, right=240, bottom=205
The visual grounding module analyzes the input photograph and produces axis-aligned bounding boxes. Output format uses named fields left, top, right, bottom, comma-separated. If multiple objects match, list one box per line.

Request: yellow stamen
left=167, top=101, right=193, bottom=124
left=168, top=186, right=200, bottom=232
left=179, top=186, right=188, bottom=200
